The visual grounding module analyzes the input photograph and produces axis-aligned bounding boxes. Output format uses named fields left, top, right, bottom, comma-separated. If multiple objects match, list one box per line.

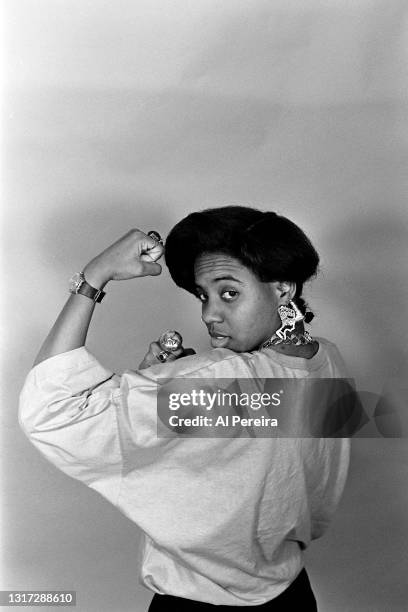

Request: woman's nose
left=201, top=302, right=224, bottom=325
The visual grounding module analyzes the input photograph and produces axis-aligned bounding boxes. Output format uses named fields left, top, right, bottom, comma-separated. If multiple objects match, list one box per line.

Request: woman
left=19, top=206, right=350, bottom=610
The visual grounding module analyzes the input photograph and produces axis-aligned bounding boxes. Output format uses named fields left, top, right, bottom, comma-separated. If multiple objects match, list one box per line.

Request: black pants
left=148, top=568, right=317, bottom=611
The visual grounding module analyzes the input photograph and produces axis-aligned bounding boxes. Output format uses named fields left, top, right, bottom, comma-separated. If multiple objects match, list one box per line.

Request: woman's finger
left=139, top=261, right=162, bottom=276
left=140, top=242, right=164, bottom=263
left=138, top=340, right=195, bottom=370
left=138, top=341, right=178, bottom=370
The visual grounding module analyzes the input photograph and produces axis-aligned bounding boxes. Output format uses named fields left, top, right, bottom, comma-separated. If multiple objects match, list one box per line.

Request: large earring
left=276, top=300, right=304, bottom=341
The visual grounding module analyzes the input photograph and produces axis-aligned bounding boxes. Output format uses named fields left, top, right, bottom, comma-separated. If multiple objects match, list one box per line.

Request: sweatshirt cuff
left=28, top=346, right=114, bottom=385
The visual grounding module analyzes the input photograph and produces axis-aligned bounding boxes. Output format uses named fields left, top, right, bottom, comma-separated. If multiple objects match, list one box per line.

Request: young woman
left=19, top=206, right=350, bottom=610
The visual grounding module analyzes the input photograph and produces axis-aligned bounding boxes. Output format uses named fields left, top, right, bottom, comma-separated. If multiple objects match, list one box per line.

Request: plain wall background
left=2, top=1, right=408, bottom=610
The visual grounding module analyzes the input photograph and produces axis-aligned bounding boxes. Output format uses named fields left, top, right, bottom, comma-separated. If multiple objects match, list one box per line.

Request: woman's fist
left=138, top=341, right=196, bottom=370
left=83, top=229, right=164, bottom=287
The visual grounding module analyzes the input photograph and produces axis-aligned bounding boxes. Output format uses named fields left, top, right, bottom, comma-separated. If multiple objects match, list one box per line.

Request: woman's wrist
left=82, top=258, right=111, bottom=289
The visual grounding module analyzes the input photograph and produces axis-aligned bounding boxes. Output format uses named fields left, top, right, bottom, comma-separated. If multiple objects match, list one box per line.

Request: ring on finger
left=157, top=350, right=171, bottom=363
left=159, top=330, right=183, bottom=353
left=147, top=230, right=164, bottom=245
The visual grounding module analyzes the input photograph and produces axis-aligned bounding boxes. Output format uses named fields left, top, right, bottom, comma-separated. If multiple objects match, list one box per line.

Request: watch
left=68, top=272, right=106, bottom=303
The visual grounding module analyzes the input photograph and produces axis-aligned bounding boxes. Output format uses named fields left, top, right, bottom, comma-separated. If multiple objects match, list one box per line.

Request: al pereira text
left=168, top=415, right=279, bottom=428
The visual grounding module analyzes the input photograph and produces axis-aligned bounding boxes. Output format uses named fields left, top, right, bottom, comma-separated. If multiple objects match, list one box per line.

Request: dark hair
left=165, top=206, right=319, bottom=322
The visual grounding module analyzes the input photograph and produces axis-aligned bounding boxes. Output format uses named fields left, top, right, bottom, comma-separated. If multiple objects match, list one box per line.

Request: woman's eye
left=197, top=292, right=207, bottom=302
left=221, top=290, right=239, bottom=301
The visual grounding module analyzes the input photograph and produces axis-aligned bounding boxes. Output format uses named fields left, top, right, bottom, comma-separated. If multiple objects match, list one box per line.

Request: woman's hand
left=138, top=341, right=196, bottom=369
left=83, top=229, right=164, bottom=288
left=32, top=228, right=165, bottom=367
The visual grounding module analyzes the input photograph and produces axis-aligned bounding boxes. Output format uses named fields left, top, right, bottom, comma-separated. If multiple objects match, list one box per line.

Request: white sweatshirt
left=19, top=338, right=350, bottom=606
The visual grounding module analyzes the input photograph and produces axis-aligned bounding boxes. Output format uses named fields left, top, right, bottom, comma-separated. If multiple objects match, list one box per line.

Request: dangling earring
left=276, top=301, right=304, bottom=340
left=260, top=300, right=314, bottom=349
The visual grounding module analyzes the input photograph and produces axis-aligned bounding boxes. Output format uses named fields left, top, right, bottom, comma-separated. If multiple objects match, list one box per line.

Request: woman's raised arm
left=32, top=229, right=164, bottom=367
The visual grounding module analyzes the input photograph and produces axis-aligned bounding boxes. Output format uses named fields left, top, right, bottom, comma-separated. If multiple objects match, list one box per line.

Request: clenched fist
left=138, top=341, right=196, bottom=369
left=83, top=229, right=164, bottom=288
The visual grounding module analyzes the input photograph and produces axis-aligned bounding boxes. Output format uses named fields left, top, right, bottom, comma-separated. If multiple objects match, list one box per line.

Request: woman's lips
left=209, top=334, right=230, bottom=348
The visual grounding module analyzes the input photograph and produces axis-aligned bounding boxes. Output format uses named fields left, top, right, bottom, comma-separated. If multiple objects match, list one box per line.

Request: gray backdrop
left=2, top=1, right=408, bottom=610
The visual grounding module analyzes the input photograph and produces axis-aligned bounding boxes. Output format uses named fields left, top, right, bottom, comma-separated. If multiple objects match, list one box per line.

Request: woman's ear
left=275, top=281, right=297, bottom=304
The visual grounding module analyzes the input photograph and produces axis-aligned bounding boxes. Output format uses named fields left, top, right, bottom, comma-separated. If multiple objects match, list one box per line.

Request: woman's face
left=194, top=252, right=289, bottom=353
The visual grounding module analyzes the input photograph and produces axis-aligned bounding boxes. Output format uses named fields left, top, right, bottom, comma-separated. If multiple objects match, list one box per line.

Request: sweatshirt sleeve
left=18, top=347, right=123, bottom=505
left=17, top=345, right=233, bottom=504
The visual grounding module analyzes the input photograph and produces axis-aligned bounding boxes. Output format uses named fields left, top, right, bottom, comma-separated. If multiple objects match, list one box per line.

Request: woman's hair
left=165, top=206, right=319, bottom=321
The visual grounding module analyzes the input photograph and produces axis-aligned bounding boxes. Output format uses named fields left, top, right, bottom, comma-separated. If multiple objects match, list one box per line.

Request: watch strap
left=77, top=279, right=106, bottom=303
left=70, top=272, right=106, bottom=303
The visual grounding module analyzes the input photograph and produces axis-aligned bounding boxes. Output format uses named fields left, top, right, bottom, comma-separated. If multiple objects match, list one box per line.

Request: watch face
left=69, top=272, right=84, bottom=293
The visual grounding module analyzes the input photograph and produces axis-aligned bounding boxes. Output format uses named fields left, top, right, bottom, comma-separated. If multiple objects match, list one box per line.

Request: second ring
left=157, top=350, right=171, bottom=363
